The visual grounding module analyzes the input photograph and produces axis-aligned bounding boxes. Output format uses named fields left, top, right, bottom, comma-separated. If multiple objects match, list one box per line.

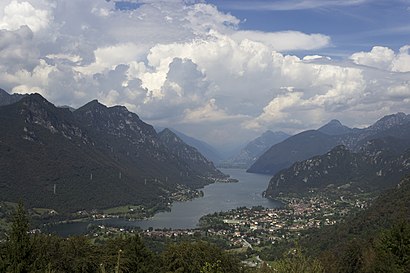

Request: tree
left=121, top=235, right=158, bottom=273
left=270, top=246, right=325, bottom=273
left=161, top=241, right=243, bottom=273
left=335, top=239, right=365, bottom=273
left=100, top=235, right=158, bottom=273
left=59, top=236, right=99, bottom=272
left=200, top=260, right=223, bottom=273
left=373, top=220, right=410, bottom=273
left=5, top=202, right=32, bottom=273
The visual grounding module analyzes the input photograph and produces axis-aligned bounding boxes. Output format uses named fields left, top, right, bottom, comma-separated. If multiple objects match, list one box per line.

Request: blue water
left=47, top=168, right=280, bottom=236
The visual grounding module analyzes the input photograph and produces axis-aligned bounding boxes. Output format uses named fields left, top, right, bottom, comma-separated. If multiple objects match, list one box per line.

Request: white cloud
left=183, top=98, right=246, bottom=123
left=350, top=45, right=410, bottom=72
left=245, top=91, right=304, bottom=129
left=391, top=45, right=410, bottom=72
left=350, top=46, right=395, bottom=70
left=0, top=0, right=409, bottom=149
left=232, top=30, right=330, bottom=51
left=0, top=0, right=51, bottom=32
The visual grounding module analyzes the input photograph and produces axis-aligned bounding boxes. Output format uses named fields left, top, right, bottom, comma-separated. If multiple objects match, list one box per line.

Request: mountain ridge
left=318, top=119, right=353, bottom=135
left=0, top=93, right=224, bottom=213
left=0, top=88, right=26, bottom=106
left=264, top=117, right=410, bottom=198
left=249, top=112, right=410, bottom=175
left=222, top=130, right=290, bottom=168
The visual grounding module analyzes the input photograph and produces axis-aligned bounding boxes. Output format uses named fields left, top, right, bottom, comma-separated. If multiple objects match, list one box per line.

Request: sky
left=0, top=0, right=409, bottom=152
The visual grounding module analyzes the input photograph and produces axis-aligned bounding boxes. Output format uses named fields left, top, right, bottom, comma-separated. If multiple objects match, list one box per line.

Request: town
left=80, top=187, right=375, bottom=266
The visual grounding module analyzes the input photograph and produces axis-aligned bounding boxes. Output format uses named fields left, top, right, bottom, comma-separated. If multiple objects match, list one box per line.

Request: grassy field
left=103, top=205, right=143, bottom=214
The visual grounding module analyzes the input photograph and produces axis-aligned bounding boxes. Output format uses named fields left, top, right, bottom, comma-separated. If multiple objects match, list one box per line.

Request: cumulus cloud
left=0, top=0, right=51, bottom=32
left=350, top=45, right=410, bottom=72
left=350, top=46, right=395, bottom=70
left=391, top=46, right=410, bottom=72
left=0, top=0, right=409, bottom=149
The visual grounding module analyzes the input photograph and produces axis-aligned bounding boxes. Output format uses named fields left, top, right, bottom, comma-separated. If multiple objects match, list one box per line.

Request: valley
left=1, top=89, right=409, bottom=272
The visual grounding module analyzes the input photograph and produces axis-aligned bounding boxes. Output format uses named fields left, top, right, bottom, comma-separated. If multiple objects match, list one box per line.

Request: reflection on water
left=47, top=168, right=281, bottom=236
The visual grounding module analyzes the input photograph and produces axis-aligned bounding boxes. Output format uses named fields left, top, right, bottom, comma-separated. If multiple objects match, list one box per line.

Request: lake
left=46, top=168, right=281, bottom=236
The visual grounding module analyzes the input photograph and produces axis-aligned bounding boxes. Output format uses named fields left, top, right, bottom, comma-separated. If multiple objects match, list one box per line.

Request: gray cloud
left=0, top=0, right=409, bottom=149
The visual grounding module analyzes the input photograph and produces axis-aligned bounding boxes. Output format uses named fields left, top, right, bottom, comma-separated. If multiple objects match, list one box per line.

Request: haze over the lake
left=0, top=0, right=409, bottom=152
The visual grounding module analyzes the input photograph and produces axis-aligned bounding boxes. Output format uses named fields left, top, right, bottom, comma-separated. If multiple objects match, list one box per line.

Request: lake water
left=47, top=168, right=281, bottom=236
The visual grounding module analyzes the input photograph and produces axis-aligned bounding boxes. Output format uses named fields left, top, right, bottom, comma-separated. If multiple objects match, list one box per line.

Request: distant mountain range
left=220, top=130, right=290, bottom=168
left=158, top=128, right=223, bottom=178
left=0, top=90, right=225, bottom=213
left=156, top=127, right=222, bottom=164
left=248, top=114, right=410, bottom=175
left=247, top=129, right=338, bottom=174
left=263, top=113, right=410, bottom=198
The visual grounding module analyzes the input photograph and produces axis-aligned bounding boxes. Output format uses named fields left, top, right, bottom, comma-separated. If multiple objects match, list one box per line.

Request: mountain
left=154, top=127, right=222, bottom=164
left=158, top=128, right=225, bottom=178
left=0, top=88, right=26, bottom=106
left=367, top=112, right=410, bottom=133
left=318, top=119, right=353, bottom=135
left=248, top=113, right=410, bottom=175
left=301, top=173, right=410, bottom=272
left=339, top=112, right=410, bottom=151
left=72, top=99, right=225, bottom=188
left=222, top=130, right=290, bottom=168
left=170, top=129, right=222, bottom=164
left=264, top=118, right=410, bottom=198
left=0, top=94, right=223, bottom=213
left=265, top=144, right=410, bottom=198
left=247, top=130, right=338, bottom=174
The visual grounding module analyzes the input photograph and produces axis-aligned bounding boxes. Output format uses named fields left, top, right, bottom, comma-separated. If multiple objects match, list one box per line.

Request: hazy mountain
left=158, top=128, right=225, bottom=178
left=367, top=112, right=410, bottom=132
left=247, top=130, right=339, bottom=174
left=264, top=119, right=410, bottom=198
left=222, top=130, right=290, bottom=168
left=169, top=129, right=222, bottom=164
left=0, top=94, right=223, bottom=212
left=154, top=127, right=222, bottom=164
left=339, top=112, right=410, bottom=150
left=318, top=119, right=353, bottom=135
left=0, top=88, right=26, bottom=106
left=248, top=113, right=410, bottom=175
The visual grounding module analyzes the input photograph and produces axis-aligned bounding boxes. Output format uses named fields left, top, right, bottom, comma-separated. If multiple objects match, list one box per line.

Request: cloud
left=0, top=0, right=51, bottom=32
left=0, top=0, right=409, bottom=148
left=216, top=0, right=369, bottom=11
left=0, top=26, right=38, bottom=73
left=350, top=46, right=395, bottom=70
left=391, top=45, right=410, bottom=72
left=245, top=60, right=368, bottom=130
left=231, top=30, right=330, bottom=51
left=350, top=45, right=410, bottom=72
left=183, top=98, right=247, bottom=123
